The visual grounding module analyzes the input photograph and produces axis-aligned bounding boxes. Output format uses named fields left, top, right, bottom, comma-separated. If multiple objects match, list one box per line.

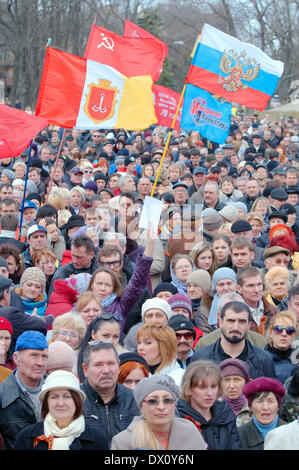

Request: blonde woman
left=49, top=312, right=87, bottom=374
left=264, top=266, right=290, bottom=312
left=264, top=311, right=298, bottom=383
left=111, top=374, right=207, bottom=450
left=136, top=324, right=184, bottom=387
left=177, top=360, right=243, bottom=449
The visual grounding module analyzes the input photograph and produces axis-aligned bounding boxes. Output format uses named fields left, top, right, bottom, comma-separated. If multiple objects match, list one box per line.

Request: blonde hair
left=132, top=418, right=161, bottom=450
left=75, top=291, right=102, bottom=313
left=266, top=311, right=298, bottom=347
left=180, top=360, right=223, bottom=402
left=80, top=160, right=93, bottom=171
left=57, top=209, right=72, bottom=227
left=47, top=193, right=65, bottom=211
left=136, top=324, right=177, bottom=373
left=49, top=312, right=87, bottom=348
left=247, top=211, right=264, bottom=226
left=70, top=186, right=85, bottom=200
left=264, top=266, right=290, bottom=291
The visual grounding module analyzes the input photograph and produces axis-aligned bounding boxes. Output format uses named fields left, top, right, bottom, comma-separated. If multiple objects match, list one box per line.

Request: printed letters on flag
left=187, top=24, right=284, bottom=111
left=152, top=84, right=182, bottom=132
left=35, top=47, right=157, bottom=130
left=84, top=24, right=165, bottom=81
left=180, top=85, right=231, bottom=144
left=0, top=104, right=48, bottom=159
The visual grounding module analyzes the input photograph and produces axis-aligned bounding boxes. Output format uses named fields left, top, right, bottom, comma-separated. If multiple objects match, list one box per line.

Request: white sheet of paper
left=139, top=196, right=163, bottom=232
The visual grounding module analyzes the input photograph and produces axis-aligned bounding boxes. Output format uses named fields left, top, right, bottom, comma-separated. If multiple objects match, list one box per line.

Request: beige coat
left=194, top=328, right=267, bottom=350
left=111, top=416, right=208, bottom=450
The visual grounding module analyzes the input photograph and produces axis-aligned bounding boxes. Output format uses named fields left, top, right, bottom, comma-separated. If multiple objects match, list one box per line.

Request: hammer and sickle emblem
left=97, top=33, right=114, bottom=51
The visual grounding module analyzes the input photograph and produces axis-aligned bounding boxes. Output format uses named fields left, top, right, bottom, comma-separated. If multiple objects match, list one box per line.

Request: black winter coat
left=190, top=338, right=277, bottom=380
left=80, top=380, right=140, bottom=443
left=238, top=416, right=286, bottom=450
left=14, top=420, right=110, bottom=450
left=176, top=399, right=243, bottom=450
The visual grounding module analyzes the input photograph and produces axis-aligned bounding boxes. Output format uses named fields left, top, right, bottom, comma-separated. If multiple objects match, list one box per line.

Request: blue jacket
left=264, top=344, right=295, bottom=384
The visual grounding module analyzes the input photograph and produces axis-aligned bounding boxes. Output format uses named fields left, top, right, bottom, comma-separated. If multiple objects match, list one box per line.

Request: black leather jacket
left=80, top=380, right=140, bottom=443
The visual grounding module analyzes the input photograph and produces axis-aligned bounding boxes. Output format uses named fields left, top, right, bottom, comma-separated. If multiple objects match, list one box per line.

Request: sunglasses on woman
left=142, top=397, right=176, bottom=406
left=273, top=325, right=296, bottom=336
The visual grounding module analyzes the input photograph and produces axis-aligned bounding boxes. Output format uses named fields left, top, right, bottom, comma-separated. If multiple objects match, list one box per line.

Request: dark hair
left=41, top=389, right=83, bottom=420
left=36, top=204, right=58, bottom=223
left=119, top=192, right=136, bottom=203
left=220, top=300, right=251, bottom=320
left=0, top=213, right=19, bottom=231
left=1, top=197, right=17, bottom=208
left=250, top=390, right=280, bottom=408
left=159, top=192, right=175, bottom=203
left=71, top=234, right=95, bottom=253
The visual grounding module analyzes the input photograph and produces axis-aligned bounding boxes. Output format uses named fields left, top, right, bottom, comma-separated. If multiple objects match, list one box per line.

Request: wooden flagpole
left=150, top=81, right=187, bottom=197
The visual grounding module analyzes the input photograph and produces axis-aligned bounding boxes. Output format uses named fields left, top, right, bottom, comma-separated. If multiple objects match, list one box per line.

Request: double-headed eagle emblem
left=219, top=49, right=260, bottom=92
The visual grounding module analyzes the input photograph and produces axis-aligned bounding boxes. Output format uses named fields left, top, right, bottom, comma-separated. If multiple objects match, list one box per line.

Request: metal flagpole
left=18, top=139, right=33, bottom=240
left=45, top=127, right=66, bottom=203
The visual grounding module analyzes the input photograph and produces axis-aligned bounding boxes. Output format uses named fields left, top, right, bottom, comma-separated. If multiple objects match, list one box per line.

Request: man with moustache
left=190, top=301, right=276, bottom=380
left=81, top=341, right=139, bottom=444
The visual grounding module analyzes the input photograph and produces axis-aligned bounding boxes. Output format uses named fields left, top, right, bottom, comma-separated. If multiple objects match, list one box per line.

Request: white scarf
left=44, top=413, right=85, bottom=450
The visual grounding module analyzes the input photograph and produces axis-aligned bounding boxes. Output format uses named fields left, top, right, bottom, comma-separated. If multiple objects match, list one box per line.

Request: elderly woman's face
left=140, top=389, right=176, bottom=431
left=268, top=276, right=289, bottom=299
left=215, top=278, right=236, bottom=297
left=174, top=258, right=193, bottom=281
left=55, top=327, right=80, bottom=350
left=47, top=388, right=77, bottom=427
left=269, top=317, right=296, bottom=351
left=251, top=391, right=279, bottom=425
left=137, top=335, right=161, bottom=366
left=222, top=375, right=246, bottom=400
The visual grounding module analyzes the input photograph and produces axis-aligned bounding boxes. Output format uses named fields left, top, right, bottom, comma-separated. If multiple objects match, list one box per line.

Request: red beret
left=0, top=316, right=13, bottom=337
left=243, top=377, right=285, bottom=407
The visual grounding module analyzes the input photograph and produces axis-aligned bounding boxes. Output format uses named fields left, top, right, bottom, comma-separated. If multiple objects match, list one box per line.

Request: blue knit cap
left=15, top=331, right=48, bottom=352
left=212, top=268, right=237, bottom=290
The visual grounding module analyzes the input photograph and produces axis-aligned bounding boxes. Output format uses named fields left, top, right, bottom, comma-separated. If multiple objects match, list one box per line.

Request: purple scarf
left=222, top=393, right=247, bottom=416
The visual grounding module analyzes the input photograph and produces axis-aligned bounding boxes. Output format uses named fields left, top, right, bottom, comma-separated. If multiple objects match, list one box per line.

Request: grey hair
left=218, top=292, right=245, bottom=312
left=103, top=231, right=127, bottom=247
left=204, top=181, right=219, bottom=192
left=118, top=175, right=134, bottom=191
left=83, top=341, right=119, bottom=367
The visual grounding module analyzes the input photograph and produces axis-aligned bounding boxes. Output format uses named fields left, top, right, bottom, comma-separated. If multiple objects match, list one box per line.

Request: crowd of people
left=0, top=111, right=299, bottom=451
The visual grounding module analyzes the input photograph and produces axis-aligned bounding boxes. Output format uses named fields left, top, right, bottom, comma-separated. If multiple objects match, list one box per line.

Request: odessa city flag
left=187, top=24, right=284, bottom=111
left=84, top=24, right=165, bottom=81
left=35, top=47, right=157, bottom=130
left=180, top=84, right=232, bottom=144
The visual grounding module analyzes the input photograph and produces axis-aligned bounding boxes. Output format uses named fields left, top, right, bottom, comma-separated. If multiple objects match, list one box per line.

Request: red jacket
left=45, top=279, right=79, bottom=327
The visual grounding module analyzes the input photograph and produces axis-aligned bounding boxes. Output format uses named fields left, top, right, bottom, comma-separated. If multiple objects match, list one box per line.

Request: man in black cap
left=172, top=182, right=189, bottom=210
left=188, top=167, right=206, bottom=200
left=168, top=314, right=196, bottom=369
left=270, top=188, right=288, bottom=212
left=69, top=167, right=84, bottom=189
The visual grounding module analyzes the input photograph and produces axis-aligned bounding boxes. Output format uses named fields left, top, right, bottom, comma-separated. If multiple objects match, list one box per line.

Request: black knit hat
left=231, top=220, right=252, bottom=233
left=152, top=282, right=178, bottom=298
left=119, top=352, right=149, bottom=371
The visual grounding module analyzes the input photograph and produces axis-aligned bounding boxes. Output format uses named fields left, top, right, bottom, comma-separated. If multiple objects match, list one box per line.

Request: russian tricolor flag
left=186, top=24, right=284, bottom=111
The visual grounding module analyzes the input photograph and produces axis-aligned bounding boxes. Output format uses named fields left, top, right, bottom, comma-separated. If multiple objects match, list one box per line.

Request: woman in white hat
left=14, top=370, right=109, bottom=450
